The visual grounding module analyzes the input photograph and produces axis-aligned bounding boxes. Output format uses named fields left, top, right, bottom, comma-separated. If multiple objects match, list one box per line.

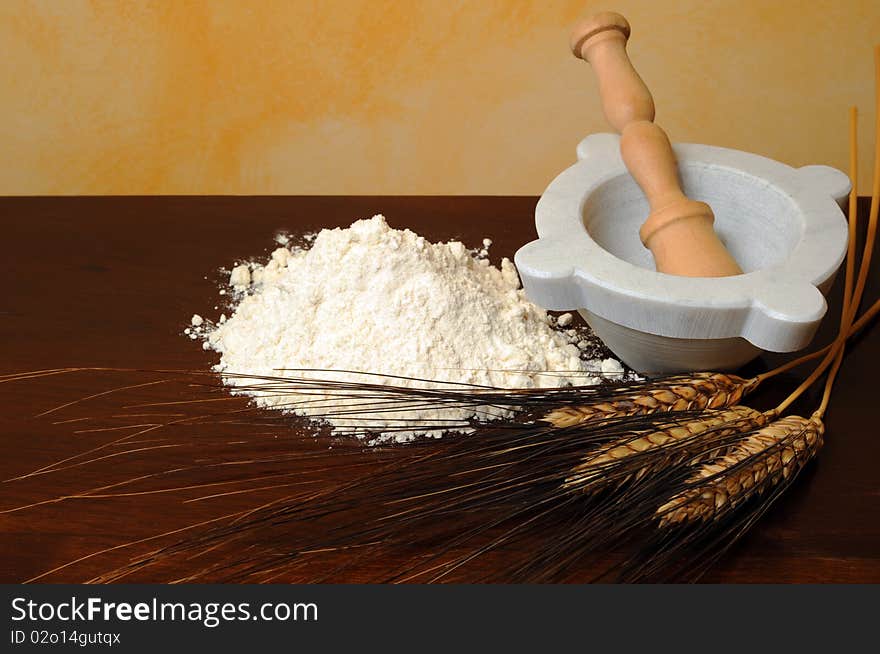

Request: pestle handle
left=619, top=120, right=685, bottom=213
left=622, top=122, right=743, bottom=276
left=569, top=12, right=654, bottom=131
left=570, top=12, right=742, bottom=277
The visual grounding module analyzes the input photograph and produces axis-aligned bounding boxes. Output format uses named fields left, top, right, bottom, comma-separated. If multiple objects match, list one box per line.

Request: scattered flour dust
left=188, top=215, right=623, bottom=442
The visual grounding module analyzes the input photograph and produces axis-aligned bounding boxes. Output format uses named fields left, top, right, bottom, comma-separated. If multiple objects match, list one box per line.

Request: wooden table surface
left=2, top=196, right=878, bottom=583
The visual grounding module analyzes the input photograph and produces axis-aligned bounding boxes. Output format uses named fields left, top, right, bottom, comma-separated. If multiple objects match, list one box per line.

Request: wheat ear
left=656, top=415, right=824, bottom=526
left=563, top=405, right=771, bottom=489
left=543, top=372, right=758, bottom=427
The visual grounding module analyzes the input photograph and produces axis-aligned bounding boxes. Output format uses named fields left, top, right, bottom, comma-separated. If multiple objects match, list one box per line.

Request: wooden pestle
left=570, top=12, right=742, bottom=277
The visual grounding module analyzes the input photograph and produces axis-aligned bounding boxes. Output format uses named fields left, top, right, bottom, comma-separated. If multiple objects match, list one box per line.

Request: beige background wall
left=1, top=0, right=878, bottom=195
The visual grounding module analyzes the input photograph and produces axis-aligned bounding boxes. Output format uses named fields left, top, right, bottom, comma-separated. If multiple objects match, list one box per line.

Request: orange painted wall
left=1, top=1, right=878, bottom=195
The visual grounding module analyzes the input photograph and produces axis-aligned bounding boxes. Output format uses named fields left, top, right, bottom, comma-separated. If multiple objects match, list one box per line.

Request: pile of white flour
left=188, top=215, right=622, bottom=442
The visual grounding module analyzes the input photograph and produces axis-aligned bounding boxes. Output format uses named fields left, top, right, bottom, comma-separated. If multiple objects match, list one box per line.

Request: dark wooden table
left=2, top=196, right=878, bottom=583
